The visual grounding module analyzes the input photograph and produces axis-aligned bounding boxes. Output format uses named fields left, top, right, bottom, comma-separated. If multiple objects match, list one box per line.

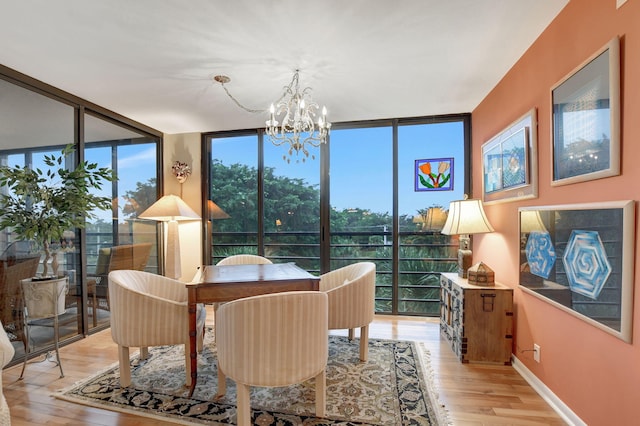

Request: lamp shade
left=414, top=207, right=448, bottom=231
left=139, top=194, right=200, bottom=221
left=208, top=199, right=230, bottom=220
left=441, top=199, right=494, bottom=235
left=138, top=194, right=199, bottom=280
left=520, top=210, right=547, bottom=233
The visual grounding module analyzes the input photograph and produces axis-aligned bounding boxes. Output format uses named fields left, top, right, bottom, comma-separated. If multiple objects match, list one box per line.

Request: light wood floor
left=2, top=308, right=566, bottom=425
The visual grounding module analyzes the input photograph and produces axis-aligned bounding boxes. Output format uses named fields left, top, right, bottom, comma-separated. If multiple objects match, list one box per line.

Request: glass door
left=83, top=113, right=160, bottom=330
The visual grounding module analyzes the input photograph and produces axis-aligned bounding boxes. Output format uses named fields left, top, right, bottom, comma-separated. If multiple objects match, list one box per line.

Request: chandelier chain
left=219, top=82, right=266, bottom=114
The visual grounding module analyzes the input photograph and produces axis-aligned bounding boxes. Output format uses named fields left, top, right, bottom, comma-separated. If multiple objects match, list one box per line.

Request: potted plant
left=0, top=144, right=114, bottom=278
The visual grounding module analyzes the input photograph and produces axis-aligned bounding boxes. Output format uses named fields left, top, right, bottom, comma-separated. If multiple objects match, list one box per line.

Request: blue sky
left=213, top=121, right=466, bottom=218
left=20, top=122, right=466, bottom=224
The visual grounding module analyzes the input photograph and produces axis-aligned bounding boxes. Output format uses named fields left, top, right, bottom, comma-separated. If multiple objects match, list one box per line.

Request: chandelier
left=265, top=70, right=331, bottom=163
left=214, top=70, right=331, bottom=163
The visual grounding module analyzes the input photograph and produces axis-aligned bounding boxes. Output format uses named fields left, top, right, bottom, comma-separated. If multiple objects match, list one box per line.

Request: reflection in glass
left=519, top=201, right=634, bottom=342
left=0, top=78, right=75, bottom=363
left=552, top=37, right=619, bottom=184
left=84, top=113, right=159, bottom=330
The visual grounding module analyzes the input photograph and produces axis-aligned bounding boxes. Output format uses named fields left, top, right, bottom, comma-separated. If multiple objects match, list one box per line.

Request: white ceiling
left=0, top=0, right=569, bottom=135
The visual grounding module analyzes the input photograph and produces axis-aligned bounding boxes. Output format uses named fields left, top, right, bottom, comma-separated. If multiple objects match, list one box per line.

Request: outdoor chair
left=87, top=243, right=152, bottom=326
left=0, top=256, right=41, bottom=351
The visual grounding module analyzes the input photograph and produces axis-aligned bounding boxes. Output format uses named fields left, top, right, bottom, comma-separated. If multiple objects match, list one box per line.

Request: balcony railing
left=211, top=230, right=459, bottom=316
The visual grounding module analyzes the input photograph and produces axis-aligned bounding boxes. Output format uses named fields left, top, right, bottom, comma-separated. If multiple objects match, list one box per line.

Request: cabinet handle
left=481, top=293, right=496, bottom=312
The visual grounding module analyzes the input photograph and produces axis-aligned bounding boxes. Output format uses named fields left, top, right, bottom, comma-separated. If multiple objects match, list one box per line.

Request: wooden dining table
left=185, top=262, right=320, bottom=396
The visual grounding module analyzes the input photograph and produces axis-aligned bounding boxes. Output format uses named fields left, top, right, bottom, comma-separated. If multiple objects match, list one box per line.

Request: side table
left=440, top=272, right=514, bottom=365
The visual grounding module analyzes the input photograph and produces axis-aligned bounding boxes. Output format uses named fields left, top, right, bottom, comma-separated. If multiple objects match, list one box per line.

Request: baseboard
left=511, top=355, right=587, bottom=426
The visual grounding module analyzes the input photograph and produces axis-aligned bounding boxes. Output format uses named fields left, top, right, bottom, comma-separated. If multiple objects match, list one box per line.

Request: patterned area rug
left=55, top=333, right=449, bottom=425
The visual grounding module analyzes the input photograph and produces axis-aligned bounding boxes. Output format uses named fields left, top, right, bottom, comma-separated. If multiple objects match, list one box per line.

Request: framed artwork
left=518, top=200, right=635, bottom=343
left=481, top=108, right=538, bottom=204
left=551, top=36, right=620, bottom=186
left=415, top=158, right=453, bottom=191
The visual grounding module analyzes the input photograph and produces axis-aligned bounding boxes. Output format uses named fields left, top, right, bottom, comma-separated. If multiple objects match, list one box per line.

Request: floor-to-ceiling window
left=83, top=112, right=161, bottom=330
left=206, top=133, right=259, bottom=260
left=263, top=138, right=321, bottom=272
left=329, top=125, right=394, bottom=310
left=204, top=114, right=469, bottom=316
left=396, top=119, right=467, bottom=314
left=0, top=67, right=162, bottom=366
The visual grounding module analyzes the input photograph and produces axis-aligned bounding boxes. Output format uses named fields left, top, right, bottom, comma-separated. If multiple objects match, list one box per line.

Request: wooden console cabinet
left=440, top=272, right=514, bottom=365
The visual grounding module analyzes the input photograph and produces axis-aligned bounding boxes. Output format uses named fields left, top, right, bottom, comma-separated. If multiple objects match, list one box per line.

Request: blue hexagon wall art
left=525, top=230, right=556, bottom=278
left=562, top=230, right=611, bottom=300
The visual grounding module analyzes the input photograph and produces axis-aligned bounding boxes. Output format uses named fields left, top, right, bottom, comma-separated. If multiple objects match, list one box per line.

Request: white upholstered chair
left=108, top=270, right=206, bottom=387
left=216, top=254, right=272, bottom=266
left=211, top=254, right=273, bottom=333
left=319, top=262, right=376, bottom=361
left=0, top=321, right=14, bottom=425
left=216, top=291, right=328, bottom=426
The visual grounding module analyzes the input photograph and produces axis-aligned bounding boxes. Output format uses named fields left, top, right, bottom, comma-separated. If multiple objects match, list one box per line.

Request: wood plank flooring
left=2, top=308, right=566, bottom=425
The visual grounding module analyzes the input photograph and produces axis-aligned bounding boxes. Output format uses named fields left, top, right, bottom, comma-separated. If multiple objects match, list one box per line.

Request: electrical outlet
left=533, top=343, right=541, bottom=363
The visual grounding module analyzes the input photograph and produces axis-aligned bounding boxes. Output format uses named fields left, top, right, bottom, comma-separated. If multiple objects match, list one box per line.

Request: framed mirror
left=519, top=200, right=635, bottom=342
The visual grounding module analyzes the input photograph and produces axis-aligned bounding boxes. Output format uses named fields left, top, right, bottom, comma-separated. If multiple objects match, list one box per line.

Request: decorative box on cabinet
left=440, top=272, right=513, bottom=365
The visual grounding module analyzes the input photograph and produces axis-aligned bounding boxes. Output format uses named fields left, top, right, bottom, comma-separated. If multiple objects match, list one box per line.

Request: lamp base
left=165, top=220, right=181, bottom=280
left=457, top=248, right=472, bottom=278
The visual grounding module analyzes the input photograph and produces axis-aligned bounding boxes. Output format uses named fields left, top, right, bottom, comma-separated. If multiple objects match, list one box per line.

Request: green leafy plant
left=0, top=144, right=114, bottom=277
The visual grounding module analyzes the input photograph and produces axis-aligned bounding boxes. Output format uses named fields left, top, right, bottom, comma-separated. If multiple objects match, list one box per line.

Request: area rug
left=55, top=333, right=450, bottom=425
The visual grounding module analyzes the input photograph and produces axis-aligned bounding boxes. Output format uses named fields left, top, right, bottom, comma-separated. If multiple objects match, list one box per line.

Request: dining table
left=185, top=262, right=320, bottom=396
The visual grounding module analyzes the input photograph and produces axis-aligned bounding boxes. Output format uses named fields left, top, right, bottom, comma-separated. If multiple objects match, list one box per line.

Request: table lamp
left=139, top=194, right=200, bottom=279
left=441, top=197, right=494, bottom=278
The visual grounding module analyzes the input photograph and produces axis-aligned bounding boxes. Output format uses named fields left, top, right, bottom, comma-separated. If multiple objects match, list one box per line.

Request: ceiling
left=0, top=0, right=568, bottom=135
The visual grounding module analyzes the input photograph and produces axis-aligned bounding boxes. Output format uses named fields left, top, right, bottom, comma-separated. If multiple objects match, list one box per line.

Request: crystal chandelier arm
left=300, top=132, right=324, bottom=148
left=216, top=70, right=330, bottom=163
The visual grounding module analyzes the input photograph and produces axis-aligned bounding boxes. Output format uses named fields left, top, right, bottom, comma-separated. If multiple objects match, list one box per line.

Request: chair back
left=92, top=242, right=153, bottom=290
left=216, top=254, right=272, bottom=266
left=20, top=276, right=68, bottom=320
left=320, top=262, right=376, bottom=292
left=110, top=243, right=153, bottom=271
left=217, top=291, right=328, bottom=387
left=109, top=270, right=187, bottom=304
left=0, top=256, right=40, bottom=341
left=108, top=269, right=198, bottom=350
left=320, top=261, right=376, bottom=330
left=94, top=247, right=112, bottom=276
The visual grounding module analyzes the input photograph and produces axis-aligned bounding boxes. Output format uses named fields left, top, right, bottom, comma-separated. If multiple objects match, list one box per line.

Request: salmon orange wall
left=471, top=1, right=640, bottom=424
